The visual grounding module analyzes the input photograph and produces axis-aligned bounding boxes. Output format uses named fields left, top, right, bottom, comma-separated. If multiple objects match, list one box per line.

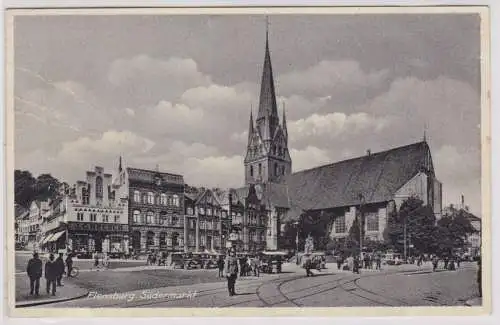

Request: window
left=274, top=163, right=278, bottom=176
left=366, top=213, right=379, bottom=232
left=146, top=211, right=154, bottom=224
left=159, top=212, right=167, bottom=225
left=335, top=215, right=346, bottom=233
left=90, top=213, right=97, bottom=222
left=114, top=215, right=120, bottom=223
left=250, top=165, right=254, bottom=177
left=278, top=146, right=282, bottom=156
left=160, top=194, right=167, bottom=205
left=258, top=163, right=262, bottom=175
left=134, top=191, right=140, bottom=203
left=173, top=195, right=180, bottom=207
left=190, top=219, right=196, bottom=229
left=207, top=208, right=212, bottom=216
left=222, top=211, right=227, bottom=218
left=147, top=192, right=154, bottom=204
left=199, top=207, right=205, bottom=215
left=102, top=215, right=109, bottom=223
left=133, top=210, right=141, bottom=224
left=142, top=193, right=147, bottom=204
left=82, top=188, right=89, bottom=205
left=187, top=207, right=194, bottom=215
left=282, top=166, right=285, bottom=175
left=172, top=215, right=179, bottom=225
left=77, top=212, right=84, bottom=221
left=96, top=176, right=103, bottom=199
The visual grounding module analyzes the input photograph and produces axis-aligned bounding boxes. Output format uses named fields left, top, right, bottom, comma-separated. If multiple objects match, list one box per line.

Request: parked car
left=259, top=251, right=285, bottom=273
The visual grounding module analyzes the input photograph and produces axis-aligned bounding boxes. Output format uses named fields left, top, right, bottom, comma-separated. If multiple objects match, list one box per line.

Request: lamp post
left=358, top=194, right=365, bottom=258
left=293, top=221, right=299, bottom=265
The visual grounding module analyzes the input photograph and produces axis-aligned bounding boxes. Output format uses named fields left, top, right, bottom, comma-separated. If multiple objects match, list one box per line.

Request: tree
left=15, top=170, right=36, bottom=208
left=433, top=207, right=477, bottom=256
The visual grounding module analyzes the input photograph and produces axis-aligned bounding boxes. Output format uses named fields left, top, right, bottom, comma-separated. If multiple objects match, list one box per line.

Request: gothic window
left=77, top=212, right=84, bottom=221
left=133, top=191, right=140, bottom=203
left=102, top=215, right=109, bottom=223
left=274, top=163, right=278, bottom=176
left=335, top=215, right=346, bottom=233
left=133, top=210, right=141, bottom=224
left=96, top=176, right=103, bottom=199
left=90, top=213, right=97, bottom=222
left=366, top=213, right=379, bottom=231
left=114, top=215, right=120, bottom=223
left=250, top=165, right=254, bottom=177
left=258, top=163, right=262, bottom=175
left=82, top=188, right=89, bottom=205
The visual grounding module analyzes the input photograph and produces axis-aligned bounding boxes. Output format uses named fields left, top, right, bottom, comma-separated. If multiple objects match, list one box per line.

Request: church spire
left=282, top=101, right=288, bottom=140
left=256, top=16, right=279, bottom=140
left=247, top=105, right=254, bottom=145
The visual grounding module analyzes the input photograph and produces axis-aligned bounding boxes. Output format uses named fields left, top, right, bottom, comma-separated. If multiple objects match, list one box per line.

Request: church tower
left=244, top=23, right=292, bottom=185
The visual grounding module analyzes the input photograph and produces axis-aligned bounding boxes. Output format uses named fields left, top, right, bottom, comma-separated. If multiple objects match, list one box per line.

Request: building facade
left=113, top=160, right=186, bottom=254
left=41, top=166, right=129, bottom=255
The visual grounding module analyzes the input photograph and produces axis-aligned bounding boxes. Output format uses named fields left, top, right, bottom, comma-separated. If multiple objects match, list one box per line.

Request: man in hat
left=45, top=253, right=57, bottom=296
left=55, top=253, right=65, bottom=286
left=224, top=248, right=239, bottom=296
left=26, top=252, right=43, bottom=296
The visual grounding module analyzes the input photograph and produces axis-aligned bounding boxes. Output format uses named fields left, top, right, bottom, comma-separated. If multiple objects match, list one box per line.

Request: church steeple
left=247, top=106, right=254, bottom=145
left=256, top=17, right=279, bottom=141
left=282, top=101, right=288, bottom=141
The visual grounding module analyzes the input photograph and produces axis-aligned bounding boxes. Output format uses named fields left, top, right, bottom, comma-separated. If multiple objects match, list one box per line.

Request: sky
left=13, top=13, right=482, bottom=215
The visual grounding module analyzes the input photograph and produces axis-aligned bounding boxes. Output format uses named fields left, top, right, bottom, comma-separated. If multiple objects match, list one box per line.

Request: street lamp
left=293, top=221, right=299, bottom=265
left=358, top=193, right=365, bottom=258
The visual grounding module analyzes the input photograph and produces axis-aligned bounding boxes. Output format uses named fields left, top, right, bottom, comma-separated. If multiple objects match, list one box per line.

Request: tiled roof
left=127, top=167, right=184, bottom=185
left=286, top=141, right=432, bottom=213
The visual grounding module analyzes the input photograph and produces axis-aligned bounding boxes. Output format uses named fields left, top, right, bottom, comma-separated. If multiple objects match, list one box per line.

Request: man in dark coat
left=45, top=254, right=57, bottom=296
left=55, top=253, right=65, bottom=286
left=304, top=255, right=314, bottom=277
left=26, top=252, right=43, bottom=296
left=217, top=257, right=224, bottom=278
left=65, top=253, right=73, bottom=277
left=224, top=248, right=239, bottom=296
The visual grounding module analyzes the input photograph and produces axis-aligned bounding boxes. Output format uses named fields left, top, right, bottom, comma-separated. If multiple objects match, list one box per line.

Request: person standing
left=304, top=255, right=314, bottom=277
left=224, top=248, right=239, bottom=296
left=353, top=256, right=360, bottom=274
left=26, top=252, right=43, bottom=296
left=375, top=253, right=382, bottom=270
left=65, top=253, right=73, bottom=277
left=217, top=256, right=224, bottom=278
left=336, top=256, right=343, bottom=270
left=44, top=254, right=57, bottom=296
left=94, top=252, right=100, bottom=269
left=55, top=253, right=65, bottom=286
left=432, top=255, right=439, bottom=272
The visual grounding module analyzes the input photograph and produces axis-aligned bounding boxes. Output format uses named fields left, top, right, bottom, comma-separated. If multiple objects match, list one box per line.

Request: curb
left=15, top=289, right=89, bottom=308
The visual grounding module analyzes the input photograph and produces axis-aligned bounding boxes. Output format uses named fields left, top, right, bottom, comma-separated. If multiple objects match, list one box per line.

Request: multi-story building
left=15, top=204, right=29, bottom=246
left=26, top=200, right=49, bottom=251
left=113, top=159, right=186, bottom=254
left=41, top=166, right=129, bottom=255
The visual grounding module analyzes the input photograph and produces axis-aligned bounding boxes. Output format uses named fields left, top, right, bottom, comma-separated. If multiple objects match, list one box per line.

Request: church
left=230, top=27, right=443, bottom=252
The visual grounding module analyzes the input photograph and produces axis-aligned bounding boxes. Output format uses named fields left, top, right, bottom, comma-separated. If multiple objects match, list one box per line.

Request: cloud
left=278, top=60, right=389, bottom=98
left=290, top=146, right=332, bottom=172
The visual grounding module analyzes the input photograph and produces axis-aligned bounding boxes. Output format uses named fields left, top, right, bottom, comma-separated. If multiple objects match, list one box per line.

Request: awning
left=41, top=234, right=54, bottom=244
left=50, top=231, right=66, bottom=242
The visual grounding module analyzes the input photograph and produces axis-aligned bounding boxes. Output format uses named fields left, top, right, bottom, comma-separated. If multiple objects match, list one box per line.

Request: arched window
left=96, top=176, right=103, bottom=199
left=258, top=163, right=262, bottom=175
left=250, top=165, right=254, bottom=177
left=133, top=210, right=141, bottom=224
left=173, top=195, right=179, bottom=207
left=133, top=191, right=140, bottom=202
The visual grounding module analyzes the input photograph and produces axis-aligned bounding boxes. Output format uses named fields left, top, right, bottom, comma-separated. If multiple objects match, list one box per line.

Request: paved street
left=24, top=260, right=479, bottom=308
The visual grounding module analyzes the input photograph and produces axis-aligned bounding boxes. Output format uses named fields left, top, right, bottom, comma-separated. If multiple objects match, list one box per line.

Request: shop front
left=67, top=222, right=129, bottom=257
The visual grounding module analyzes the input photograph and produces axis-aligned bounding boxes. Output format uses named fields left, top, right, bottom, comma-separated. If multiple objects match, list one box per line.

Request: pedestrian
left=432, top=255, right=439, bottom=272
left=353, top=256, right=360, bottom=274
left=94, top=252, right=100, bottom=269
left=26, top=252, right=42, bottom=296
left=224, top=248, right=239, bottom=296
left=417, top=255, right=423, bottom=267
left=217, top=256, right=224, bottom=277
left=65, top=253, right=73, bottom=277
left=55, top=253, right=65, bottom=286
left=477, top=256, right=482, bottom=297
left=44, top=253, right=57, bottom=296
left=337, top=256, right=343, bottom=270
left=103, top=253, right=110, bottom=269
left=456, top=255, right=461, bottom=269
left=253, top=256, right=260, bottom=277
left=304, top=255, right=314, bottom=277
left=376, top=253, right=382, bottom=270
left=443, top=256, right=449, bottom=270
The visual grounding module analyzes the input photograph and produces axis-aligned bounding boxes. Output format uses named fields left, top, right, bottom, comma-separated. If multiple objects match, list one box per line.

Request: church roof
left=286, top=141, right=433, bottom=214
left=127, top=167, right=184, bottom=185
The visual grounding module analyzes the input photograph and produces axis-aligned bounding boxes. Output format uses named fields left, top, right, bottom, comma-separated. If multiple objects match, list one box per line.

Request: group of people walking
left=26, top=252, right=73, bottom=296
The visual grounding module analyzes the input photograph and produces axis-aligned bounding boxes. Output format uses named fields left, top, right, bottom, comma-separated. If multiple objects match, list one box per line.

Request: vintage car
left=168, top=252, right=188, bottom=269
left=192, top=252, right=218, bottom=269
left=259, top=251, right=285, bottom=274
left=310, top=252, right=327, bottom=270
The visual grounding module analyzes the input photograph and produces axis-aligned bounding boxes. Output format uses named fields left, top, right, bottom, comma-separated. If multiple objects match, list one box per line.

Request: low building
left=41, top=166, right=129, bottom=255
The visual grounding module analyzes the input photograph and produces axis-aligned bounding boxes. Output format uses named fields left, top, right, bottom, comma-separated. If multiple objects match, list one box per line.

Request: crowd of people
left=26, top=252, right=73, bottom=297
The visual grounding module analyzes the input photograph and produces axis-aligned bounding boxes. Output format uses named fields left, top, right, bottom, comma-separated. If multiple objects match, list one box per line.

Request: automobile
left=259, top=251, right=286, bottom=274
left=310, top=252, right=327, bottom=270
left=15, top=242, right=25, bottom=250
left=192, top=252, right=218, bottom=269
left=168, top=252, right=187, bottom=269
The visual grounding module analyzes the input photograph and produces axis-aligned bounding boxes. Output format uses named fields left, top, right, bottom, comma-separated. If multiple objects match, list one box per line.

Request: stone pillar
left=183, top=215, right=188, bottom=252
left=195, top=217, right=200, bottom=252
left=140, top=231, right=147, bottom=253
left=123, top=235, right=129, bottom=254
